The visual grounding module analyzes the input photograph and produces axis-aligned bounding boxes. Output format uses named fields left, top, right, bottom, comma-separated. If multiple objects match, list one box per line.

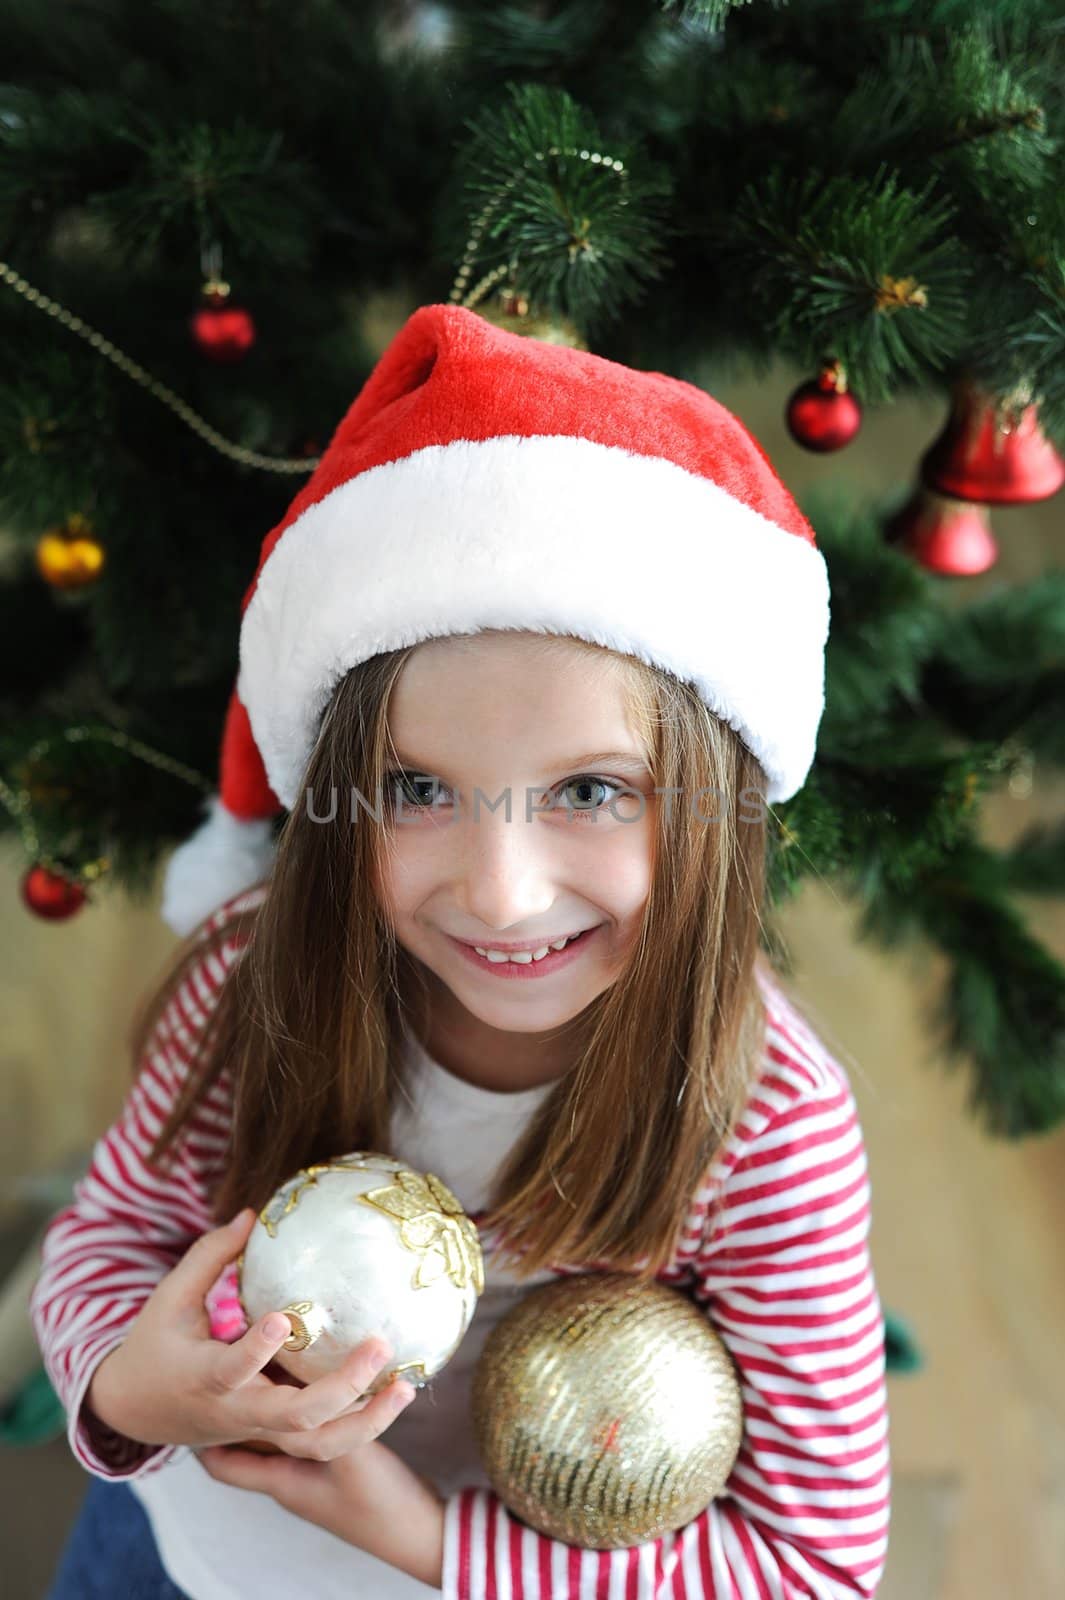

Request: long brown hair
left=133, top=633, right=771, bottom=1284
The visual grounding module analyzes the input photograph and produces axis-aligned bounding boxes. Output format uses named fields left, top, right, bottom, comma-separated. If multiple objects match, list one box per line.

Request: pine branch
left=659, top=0, right=787, bottom=29
left=445, top=0, right=650, bottom=74
left=871, top=836, right=1065, bottom=1137
left=94, top=120, right=319, bottom=275
left=727, top=164, right=971, bottom=401
left=0, top=698, right=217, bottom=902
left=765, top=489, right=1065, bottom=1133
left=1, top=0, right=1063, bottom=1141
left=806, top=490, right=946, bottom=735
left=439, top=81, right=674, bottom=333
left=920, top=569, right=1065, bottom=765
left=1003, top=818, right=1065, bottom=895
left=971, top=177, right=1065, bottom=445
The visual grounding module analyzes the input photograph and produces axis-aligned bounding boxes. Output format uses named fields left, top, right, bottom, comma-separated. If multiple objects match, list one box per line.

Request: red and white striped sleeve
left=28, top=906, right=252, bottom=1482
left=440, top=999, right=891, bottom=1599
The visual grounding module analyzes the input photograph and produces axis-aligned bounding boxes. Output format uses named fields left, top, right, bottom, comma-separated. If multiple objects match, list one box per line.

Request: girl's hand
left=85, top=1208, right=416, bottom=1457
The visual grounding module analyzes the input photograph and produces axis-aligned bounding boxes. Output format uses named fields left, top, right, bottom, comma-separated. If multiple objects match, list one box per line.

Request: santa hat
left=161, top=302, right=829, bottom=937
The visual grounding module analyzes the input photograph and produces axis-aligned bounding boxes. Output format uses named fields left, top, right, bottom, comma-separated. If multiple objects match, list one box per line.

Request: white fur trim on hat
left=238, top=435, right=830, bottom=810
left=161, top=794, right=276, bottom=937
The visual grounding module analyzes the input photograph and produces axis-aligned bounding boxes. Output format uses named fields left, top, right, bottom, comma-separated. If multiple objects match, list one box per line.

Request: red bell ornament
left=885, top=487, right=998, bottom=577
left=785, top=360, right=862, bottom=452
left=921, top=378, right=1065, bottom=505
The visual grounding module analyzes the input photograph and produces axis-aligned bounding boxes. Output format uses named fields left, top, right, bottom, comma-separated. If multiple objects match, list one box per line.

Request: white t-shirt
left=130, top=1024, right=559, bottom=1600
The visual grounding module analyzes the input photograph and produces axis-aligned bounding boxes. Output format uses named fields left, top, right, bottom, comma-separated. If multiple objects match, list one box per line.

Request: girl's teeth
left=474, top=935, right=577, bottom=963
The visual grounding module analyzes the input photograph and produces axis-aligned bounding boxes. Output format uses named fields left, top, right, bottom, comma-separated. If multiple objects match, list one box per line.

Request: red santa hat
left=161, top=302, right=830, bottom=936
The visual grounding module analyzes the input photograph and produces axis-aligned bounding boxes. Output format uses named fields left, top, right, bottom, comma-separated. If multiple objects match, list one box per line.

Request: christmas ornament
left=19, top=864, right=87, bottom=920
left=885, top=486, right=998, bottom=576
left=473, top=285, right=587, bottom=349
left=786, top=359, right=862, bottom=452
left=921, top=377, right=1065, bottom=504
left=2, top=259, right=315, bottom=472
left=189, top=278, right=257, bottom=364
left=237, top=1153, right=483, bottom=1391
left=471, top=1271, right=744, bottom=1549
left=2, top=727, right=197, bottom=925
left=35, top=513, right=105, bottom=590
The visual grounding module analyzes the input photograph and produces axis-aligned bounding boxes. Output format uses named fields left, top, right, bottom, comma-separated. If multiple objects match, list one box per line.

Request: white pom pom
left=161, top=794, right=277, bottom=936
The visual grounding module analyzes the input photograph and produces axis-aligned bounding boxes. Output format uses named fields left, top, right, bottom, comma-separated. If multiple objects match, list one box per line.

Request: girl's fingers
left=213, top=1312, right=295, bottom=1392
left=199, top=1443, right=317, bottom=1500
left=255, top=1338, right=398, bottom=1434
left=265, top=1375, right=415, bottom=1459
left=167, top=1209, right=258, bottom=1311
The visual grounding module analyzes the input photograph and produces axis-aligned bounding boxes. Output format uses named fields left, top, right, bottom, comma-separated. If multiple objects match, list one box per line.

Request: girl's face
left=372, top=632, right=655, bottom=1061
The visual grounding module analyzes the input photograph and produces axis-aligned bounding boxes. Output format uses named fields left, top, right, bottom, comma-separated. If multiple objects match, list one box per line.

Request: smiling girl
left=31, top=303, right=890, bottom=1599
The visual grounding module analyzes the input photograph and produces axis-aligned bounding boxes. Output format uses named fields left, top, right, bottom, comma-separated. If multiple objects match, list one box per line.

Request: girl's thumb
left=175, top=1207, right=257, bottom=1290
left=224, top=1206, right=257, bottom=1233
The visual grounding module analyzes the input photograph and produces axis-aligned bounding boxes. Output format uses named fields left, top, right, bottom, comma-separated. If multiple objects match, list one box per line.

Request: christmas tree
left=1, top=0, right=1063, bottom=1137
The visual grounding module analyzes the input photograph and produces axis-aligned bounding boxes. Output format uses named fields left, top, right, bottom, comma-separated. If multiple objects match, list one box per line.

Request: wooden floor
left=774, top=809, right=1065, bottom=1598
left=2, top=357, right=1062, bottom=1595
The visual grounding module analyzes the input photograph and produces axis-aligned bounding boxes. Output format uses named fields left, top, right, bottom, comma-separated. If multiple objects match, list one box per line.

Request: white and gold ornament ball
left=471, top=1272, right=744, bottom=1549
left=237, top=1152, right=484, bottom=1394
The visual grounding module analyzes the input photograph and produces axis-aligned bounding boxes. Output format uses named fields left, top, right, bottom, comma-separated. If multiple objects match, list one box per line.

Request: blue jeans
left=45, top=1476, right=191, bottom=1599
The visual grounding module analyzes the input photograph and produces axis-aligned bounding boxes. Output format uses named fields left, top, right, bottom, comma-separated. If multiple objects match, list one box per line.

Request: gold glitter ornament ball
left=471, top=1272, right=744, bottom=1549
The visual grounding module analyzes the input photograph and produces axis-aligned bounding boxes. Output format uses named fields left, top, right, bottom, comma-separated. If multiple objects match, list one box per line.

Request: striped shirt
left=30, top=884, right=890, bottom=1597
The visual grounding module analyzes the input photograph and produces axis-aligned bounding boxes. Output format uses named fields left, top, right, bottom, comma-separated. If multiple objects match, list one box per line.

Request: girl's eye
left=386, top=772, right=451, bottom=811
left=557, top=775, right=622, bottom=818
left=383, top=771, right=626, bottom=818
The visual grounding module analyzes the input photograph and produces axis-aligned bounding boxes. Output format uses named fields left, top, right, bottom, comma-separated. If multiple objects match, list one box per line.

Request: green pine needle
left=445, top=82, right=673, bottom=332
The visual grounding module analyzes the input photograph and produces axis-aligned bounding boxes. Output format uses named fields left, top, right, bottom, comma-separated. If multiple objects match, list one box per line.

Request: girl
left=31, top=302, right=890, bottom=1599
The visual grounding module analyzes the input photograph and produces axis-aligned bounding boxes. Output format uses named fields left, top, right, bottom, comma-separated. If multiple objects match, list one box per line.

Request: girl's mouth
left=446, top=925, right=600, bottom=979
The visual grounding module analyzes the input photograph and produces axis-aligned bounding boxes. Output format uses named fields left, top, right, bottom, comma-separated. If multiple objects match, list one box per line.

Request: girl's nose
left=451, top=801, right=557, bottom=932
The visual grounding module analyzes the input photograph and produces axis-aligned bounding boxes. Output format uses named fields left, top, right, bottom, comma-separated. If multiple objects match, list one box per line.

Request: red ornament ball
left=189, top=296, right=257, bottom=364
left=21, top=864, right=87, bottom=920
left=786, top=371, right=863, bottom=452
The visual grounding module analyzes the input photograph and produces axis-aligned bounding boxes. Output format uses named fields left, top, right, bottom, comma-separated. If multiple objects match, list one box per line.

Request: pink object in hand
left=205, top=1261, right=249, bottom=1343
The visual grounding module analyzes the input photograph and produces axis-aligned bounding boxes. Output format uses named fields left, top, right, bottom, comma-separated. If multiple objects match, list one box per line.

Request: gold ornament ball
left=471, top=1271, right=744, bottom=1549
left=36, top=515, right=106, bottom=589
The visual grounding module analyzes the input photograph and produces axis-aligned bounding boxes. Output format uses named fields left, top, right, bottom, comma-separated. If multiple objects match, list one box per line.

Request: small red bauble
left=21, top=864, right=87, bottom=920
left=786, top=360, right=862, bottom=452
left=189, top=282, right=257, bottom=364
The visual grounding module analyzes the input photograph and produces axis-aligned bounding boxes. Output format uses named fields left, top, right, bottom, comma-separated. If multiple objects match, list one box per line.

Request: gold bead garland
left=0, top=724, right=212, bottom=890
left=2, top=141, right=626, bottom=893
left=0, top=259, right=318, bottom=474
left=1, top=140, right=626, bottom=477
left=449, top=141, right=629, bottom=316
